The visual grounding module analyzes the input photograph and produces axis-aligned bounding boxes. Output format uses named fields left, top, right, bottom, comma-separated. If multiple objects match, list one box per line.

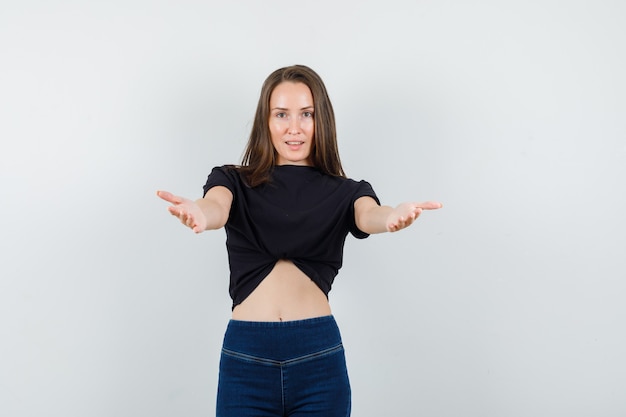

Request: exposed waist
left=231, top=260, right=332, bottom=322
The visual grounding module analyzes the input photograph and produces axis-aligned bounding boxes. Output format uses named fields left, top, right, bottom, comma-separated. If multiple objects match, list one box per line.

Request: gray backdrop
left=1, top=1, right=624, bottom=416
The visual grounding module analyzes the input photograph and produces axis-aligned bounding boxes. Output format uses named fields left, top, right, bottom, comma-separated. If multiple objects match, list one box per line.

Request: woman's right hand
left=156, top=190, right=208, bottom=233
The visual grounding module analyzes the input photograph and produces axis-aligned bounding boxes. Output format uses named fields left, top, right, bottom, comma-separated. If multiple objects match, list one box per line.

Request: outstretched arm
left=354, top=196, right=443, bottom=234
left=156, top=186, right=233, bottom=233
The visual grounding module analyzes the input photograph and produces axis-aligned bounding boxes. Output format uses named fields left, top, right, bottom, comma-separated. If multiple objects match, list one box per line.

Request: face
left=268, top=81, right=315, bottom=166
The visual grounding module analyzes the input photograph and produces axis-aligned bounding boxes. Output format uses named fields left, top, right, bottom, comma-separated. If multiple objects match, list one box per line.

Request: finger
left=157, top=190, right=183, bottom=204
left=391, top=216, right=406, bottom=231
left=167, top=206, right=182, bottom=217
left=168, top=206, right=190, bottom=224
left=400, top=217, right=413, bottom=229
left=415, top=201, right=443, bottom=210
left=411, top=207, right=423, bottom=218
left=185, top=213, right=195, bottom=228
left=181, top=210, right=194, bottom=226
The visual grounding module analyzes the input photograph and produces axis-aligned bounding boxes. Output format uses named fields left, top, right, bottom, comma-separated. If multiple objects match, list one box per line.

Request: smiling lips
left=285, top=141, right=305, bottom=150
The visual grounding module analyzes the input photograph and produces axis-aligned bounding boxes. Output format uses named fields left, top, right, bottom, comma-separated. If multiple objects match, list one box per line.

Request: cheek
left=304, top=120, right=315, bottom=137
left=273, top=118, right=293, bottom=128
left=268, top=121, right=282, bottom=139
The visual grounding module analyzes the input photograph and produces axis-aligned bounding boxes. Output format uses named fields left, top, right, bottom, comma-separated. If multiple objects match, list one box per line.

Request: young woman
left=157, top=65, right=442, bottom=417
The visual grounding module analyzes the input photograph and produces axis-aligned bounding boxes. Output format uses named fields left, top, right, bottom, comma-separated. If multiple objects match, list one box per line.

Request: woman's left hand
left=386, top=201, right=443, bottom=232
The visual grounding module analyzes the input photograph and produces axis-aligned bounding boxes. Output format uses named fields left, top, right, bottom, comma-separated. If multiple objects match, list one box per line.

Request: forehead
left=269, top=81, right=313, bottom=106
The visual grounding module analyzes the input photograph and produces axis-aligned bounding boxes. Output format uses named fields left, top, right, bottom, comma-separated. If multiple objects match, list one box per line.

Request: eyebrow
left=271, top=106, right=314, bottom=111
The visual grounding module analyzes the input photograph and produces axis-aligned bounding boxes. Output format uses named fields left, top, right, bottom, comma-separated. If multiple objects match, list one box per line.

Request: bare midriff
left=231, top=259, right=332, bottom=322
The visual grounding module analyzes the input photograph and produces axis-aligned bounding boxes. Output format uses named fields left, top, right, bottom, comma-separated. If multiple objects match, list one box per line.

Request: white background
left=1, top=1, right=625, bottom=416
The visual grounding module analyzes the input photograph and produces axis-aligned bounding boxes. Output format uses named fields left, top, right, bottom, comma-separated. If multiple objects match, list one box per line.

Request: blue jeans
left=216, top=315, right=351, bottom=417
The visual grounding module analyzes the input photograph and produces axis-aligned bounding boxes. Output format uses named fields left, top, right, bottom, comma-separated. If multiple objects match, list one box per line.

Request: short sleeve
left=202, top=165, right=237, bottom=197
left=349, top=180, right=380, bottom=239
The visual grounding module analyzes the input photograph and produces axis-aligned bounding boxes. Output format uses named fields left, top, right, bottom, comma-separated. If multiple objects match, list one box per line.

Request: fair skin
left=269, top=81, right=315, bottom=166
left=157, top=81, right=443, bottom=321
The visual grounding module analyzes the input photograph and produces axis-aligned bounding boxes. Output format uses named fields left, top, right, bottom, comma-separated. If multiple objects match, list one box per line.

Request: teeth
left=286, top=141, right=304, bottom=145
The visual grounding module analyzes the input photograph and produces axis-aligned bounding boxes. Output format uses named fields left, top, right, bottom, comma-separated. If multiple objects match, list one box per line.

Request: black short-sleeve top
left=202, top=165, right=380, bottom=308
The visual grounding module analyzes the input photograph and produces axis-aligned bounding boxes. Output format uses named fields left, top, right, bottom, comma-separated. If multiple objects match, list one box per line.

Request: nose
left=288, top=116, right=301, bottom=134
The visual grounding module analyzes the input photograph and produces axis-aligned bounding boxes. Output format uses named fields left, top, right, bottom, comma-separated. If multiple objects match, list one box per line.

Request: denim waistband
left=222, top=315, right=343, bottom=361
left=228, top=314, right=336, bottom=328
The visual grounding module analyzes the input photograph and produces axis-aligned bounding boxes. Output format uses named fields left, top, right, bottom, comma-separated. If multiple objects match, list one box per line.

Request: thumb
left=417, top=201, right=443, bottom=210
left=157, top=190, right=182, bottom=204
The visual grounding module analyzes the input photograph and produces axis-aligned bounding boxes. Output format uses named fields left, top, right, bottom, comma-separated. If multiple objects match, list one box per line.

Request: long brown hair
left=239, top=65, right=345, bottom=186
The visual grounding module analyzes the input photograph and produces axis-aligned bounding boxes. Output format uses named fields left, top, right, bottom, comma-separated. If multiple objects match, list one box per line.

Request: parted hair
left=239, top=65, right=346, bottom=186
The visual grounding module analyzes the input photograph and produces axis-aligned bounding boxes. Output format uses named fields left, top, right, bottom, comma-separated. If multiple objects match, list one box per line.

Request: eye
left=303, top=111, right=314, bottom=118
left=275, top=112, right=287, bottom=118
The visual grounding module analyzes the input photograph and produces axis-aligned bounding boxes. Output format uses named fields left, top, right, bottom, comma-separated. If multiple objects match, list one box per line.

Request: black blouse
left=203, top=165, right=380, bottom=308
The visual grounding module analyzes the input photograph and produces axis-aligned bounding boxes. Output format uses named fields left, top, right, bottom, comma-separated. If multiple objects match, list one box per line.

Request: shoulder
left=343, top=176, right=380, bottom=205
left=210, top=164, right=240, bottom=175
left=314, top=171, right=380, bottom=205
left=208, top=164, right=245, bottom=179
left=203, top=164, right=246, bottom=196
